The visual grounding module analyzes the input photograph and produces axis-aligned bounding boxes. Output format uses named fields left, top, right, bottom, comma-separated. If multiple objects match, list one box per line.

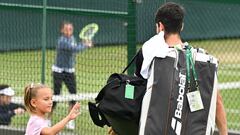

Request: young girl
left=24, top=83, right=80, bottom=135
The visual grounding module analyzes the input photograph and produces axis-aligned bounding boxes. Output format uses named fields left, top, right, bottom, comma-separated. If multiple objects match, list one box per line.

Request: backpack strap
left=122, top=50, right=140, bottom=73
left=88, top=102, right=110, bottom=127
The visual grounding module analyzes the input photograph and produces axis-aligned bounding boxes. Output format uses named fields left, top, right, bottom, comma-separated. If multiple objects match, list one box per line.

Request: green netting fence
left=0, top=0, right=240, bottom=134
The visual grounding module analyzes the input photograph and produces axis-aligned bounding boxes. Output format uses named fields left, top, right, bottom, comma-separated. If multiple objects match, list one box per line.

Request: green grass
left=0, top=45, right=128, bottom=95
left=221, top=89, right=240, bottom=130
left=1, top=45, right=127, bottom=134
left=1, top=39, right=240, bottom=133
left=189, top=39, right=240, bottom=82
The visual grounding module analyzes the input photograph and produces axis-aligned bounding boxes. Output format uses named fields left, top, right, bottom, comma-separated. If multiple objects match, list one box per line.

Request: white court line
left=220, top=64, right=240, bottom=68
left=219, top=81, right=240, bottom=90
left=226, top=109, right=240, bottom=114
left=12, top=93, right=98, bottom=104
left=0, top=125, right=25, bottom=131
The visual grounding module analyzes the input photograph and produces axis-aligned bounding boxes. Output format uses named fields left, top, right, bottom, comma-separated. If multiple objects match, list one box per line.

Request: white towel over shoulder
left=140, top=31, right=169, bottom=79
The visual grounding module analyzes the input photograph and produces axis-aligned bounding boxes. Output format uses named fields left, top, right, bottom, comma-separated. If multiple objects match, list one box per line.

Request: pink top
left=25, top=115, right=48, bottom=135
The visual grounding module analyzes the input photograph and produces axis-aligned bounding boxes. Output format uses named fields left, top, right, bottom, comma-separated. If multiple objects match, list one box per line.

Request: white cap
left=0, top=87, right=15, bottom=96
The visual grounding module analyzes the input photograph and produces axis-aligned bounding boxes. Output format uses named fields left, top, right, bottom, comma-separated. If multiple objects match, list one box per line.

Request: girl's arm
left=41, top=103, right=80, bottom=135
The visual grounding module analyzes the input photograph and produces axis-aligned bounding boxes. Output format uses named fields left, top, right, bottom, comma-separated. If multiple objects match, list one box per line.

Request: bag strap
left=89, top=51, right=140, bottom=128
left=122, top=50, right=140, bottom=73
left=96, top=50, right=141, bottom=102
left=185, top=45, right=199, bottom=92
left=88, top=102, right=110, bottom=127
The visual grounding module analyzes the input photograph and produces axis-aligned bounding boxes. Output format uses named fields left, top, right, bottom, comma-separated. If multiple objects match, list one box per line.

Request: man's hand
left=108, top=127, right=117, bottom=135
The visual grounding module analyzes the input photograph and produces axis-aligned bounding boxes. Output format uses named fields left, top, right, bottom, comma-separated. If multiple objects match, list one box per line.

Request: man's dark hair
left=155, top=2, right=185, bottom=34
left=0, top=84, right=9, bottom=90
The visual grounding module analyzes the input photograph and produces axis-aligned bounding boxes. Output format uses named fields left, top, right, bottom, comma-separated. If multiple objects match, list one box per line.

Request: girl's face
left=31, top=88, right=53, bottom=115
left=61, top=24, right=74, bottom=38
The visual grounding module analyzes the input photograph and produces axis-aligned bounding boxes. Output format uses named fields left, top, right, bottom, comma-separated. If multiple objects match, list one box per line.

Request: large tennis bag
left=139, top=47, right=218, bottom=135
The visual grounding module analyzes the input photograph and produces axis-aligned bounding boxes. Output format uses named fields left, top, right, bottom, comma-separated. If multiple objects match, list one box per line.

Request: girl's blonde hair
left=24, top=83, right=49, bottom=113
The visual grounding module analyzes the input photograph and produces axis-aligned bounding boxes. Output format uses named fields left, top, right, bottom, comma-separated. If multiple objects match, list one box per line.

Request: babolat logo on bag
left=171, top=72, right=186, bottom=135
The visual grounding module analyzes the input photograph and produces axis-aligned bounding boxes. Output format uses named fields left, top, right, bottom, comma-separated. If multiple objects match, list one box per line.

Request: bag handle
left=122, top=50, right=140, bottom=73
left=95, top=77, right=120, bottom=103
left=88, top=102, right=110, bottom=127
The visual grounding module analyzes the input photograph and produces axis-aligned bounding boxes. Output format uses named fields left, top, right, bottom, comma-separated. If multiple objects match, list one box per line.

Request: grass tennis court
left=1, top=39, right=240, bottom=134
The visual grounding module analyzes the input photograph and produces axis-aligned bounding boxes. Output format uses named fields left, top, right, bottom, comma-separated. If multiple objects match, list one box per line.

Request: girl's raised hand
left=68, top=102, right=81, bottom=120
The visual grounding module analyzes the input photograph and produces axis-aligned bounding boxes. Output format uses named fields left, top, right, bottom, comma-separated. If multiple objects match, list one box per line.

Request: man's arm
left=216, top=91, right=228, bottom=135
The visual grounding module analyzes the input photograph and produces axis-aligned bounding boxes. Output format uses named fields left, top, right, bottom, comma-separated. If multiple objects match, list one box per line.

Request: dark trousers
left=52, top=71, right=76, bottom=109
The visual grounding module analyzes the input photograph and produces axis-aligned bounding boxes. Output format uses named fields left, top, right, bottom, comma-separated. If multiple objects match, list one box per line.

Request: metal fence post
left=41, top=0, right=47, bottom=84
left=127, top=0, right=137, bottom=75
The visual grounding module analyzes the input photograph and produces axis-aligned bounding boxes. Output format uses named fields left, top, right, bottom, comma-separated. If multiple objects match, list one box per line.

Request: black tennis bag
left=139, top=47, right=218, bottom=135
left=88, top=54, right=146, bottom=135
